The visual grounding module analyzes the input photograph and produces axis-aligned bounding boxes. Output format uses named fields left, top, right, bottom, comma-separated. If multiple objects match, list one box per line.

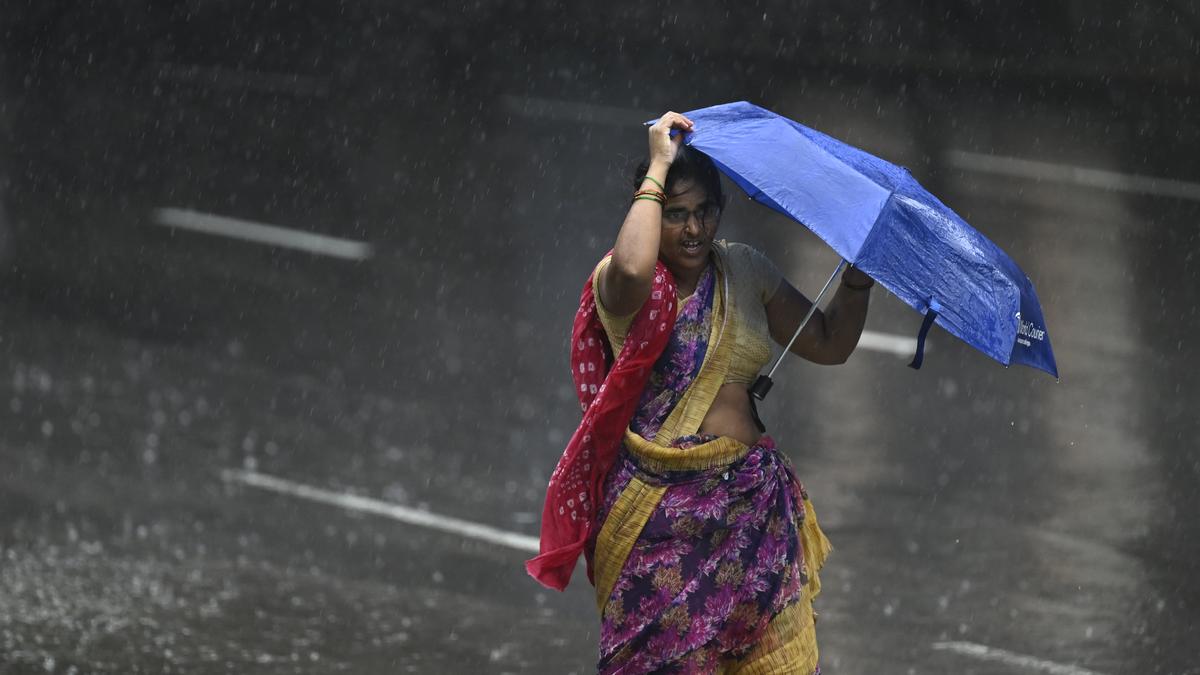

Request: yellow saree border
left=799, top=498, right=832, bottom=600
left=594, top=445, right=834, bottom=621
left=592, top=432, right=750, bottom=611
left=624, top=429, right=750, bottom=474
left=592, top=474, right=665, bottom=610
left=653, top=249, right=733, bottom=445
left=721, top=594, right=817, bottom=674
left=717, top=501, right=832, bottom=674
left=594, top=253, right=737, bottom=611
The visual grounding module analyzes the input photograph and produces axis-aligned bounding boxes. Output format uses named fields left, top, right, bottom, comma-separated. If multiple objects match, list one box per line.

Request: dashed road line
left=222, top=475, right=1107, bottom=675
left=945, top=150, right=1200, bottom=202
left=221, top=469, right=540, bottom=553
left=932, top=641, right=1108, bottom=675
left=153, top=208, right=373, bottom=261
left=858, top=330, right=921, bottom=358
left=504, top=95, right=1200, bottom=202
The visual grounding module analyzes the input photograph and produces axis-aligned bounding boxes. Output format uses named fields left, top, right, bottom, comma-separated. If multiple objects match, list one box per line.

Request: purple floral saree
left=586, top=257, right=830, bottom=674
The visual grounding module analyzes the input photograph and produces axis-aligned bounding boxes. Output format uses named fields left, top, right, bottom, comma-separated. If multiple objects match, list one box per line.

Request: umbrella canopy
left=673, top=101, right=1058, bottom=378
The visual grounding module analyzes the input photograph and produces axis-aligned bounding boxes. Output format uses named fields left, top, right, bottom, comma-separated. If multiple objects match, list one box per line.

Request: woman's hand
left=841, top=264, right=874, bottom=290
left=648, top=111, right=694, bottom=167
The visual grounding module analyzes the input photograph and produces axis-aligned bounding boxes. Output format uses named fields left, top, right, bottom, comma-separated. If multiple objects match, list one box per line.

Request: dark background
left=0, top=2, right=1197, bottom=673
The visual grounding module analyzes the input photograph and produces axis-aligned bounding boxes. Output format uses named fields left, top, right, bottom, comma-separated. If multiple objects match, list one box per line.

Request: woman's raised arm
left=597, top=112, right=694, bottom=316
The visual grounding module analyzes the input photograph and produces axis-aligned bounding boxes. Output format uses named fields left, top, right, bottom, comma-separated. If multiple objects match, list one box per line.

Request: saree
left=531, top=250, right=830, bottom=674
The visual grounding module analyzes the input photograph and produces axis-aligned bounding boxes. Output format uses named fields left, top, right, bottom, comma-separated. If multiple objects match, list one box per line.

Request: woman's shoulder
left=715, top=240, right=784, bottom=303
left=716, top=240, right=774, bottom=268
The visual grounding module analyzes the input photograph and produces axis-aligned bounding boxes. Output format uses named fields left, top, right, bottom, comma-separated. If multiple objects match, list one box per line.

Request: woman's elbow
left=787, top=344, right=849, bottom=365
left=608, top=258, right=653, bottom=286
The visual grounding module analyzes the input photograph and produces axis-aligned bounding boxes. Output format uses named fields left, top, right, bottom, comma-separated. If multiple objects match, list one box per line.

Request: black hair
left=633, top=145, right=724, bottom=205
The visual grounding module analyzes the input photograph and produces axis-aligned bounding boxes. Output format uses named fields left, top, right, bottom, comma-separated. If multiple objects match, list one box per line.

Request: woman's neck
left=671, top=264, right=706, bottom=299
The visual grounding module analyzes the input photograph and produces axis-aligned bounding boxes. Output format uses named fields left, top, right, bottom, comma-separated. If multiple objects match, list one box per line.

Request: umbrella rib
left=765, top=259, right=847, bottom=380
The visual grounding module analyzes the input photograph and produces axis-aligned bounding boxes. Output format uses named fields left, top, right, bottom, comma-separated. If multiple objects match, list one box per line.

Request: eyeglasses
left=662, top=203, right=721, bottom=229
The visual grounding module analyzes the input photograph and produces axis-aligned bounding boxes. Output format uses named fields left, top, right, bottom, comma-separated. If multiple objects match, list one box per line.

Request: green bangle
left=633, top=195, right=665, bottom=205
left=641, top=176, right=666, bottom=192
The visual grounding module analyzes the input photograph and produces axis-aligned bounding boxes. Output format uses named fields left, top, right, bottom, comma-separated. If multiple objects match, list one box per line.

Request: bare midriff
left=696, top=382, right=763, bottom=447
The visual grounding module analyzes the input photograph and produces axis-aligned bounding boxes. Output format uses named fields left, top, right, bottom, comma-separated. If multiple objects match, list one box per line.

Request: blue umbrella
left=656, top=101, right=1058, bottom=392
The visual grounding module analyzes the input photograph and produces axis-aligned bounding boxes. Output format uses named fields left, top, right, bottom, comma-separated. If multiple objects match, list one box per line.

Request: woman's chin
left=663, top=246, right=710, bottom=275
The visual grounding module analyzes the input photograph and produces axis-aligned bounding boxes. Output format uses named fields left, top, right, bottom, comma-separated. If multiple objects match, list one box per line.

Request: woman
left=528, top=111, right=873, bottom=673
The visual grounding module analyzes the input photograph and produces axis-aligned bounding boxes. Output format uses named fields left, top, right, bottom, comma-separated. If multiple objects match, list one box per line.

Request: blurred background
left=0, top=2, right=1197, bottom=673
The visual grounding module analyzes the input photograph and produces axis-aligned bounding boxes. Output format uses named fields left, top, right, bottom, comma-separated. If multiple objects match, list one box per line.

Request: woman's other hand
left=841, top=264, right=874, bottom=290
left=648, top=112, right=694, bottom=167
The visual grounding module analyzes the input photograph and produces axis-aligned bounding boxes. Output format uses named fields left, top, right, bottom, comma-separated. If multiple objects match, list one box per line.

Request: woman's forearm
left=610, top=160, right=671, bottom=282
left=599, top=111, right=692, bottom=314
left=816, top=282, right=871, bottom=363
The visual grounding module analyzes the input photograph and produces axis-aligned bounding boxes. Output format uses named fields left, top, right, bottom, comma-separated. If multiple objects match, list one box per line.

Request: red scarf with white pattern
left=525, top=259, right=678, bottom=591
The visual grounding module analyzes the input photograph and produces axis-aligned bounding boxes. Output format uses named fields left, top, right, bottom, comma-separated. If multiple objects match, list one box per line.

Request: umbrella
left=653, top=101, right=1058, bottom=395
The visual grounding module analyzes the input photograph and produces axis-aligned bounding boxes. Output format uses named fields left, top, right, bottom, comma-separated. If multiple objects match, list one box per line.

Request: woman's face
left=658, top=179, right=721, bottom=279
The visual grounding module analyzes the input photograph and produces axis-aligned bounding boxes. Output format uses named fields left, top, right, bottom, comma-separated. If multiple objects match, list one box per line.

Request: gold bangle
left=632, top=188, right=666, bottom=204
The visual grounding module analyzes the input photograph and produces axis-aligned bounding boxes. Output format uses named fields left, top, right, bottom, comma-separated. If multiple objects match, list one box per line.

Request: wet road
left=2, top=7, right=1199, bottom=674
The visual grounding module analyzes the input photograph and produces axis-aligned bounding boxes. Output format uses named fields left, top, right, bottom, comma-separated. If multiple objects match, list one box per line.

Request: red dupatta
left=525, top=259, right=678, bottom=591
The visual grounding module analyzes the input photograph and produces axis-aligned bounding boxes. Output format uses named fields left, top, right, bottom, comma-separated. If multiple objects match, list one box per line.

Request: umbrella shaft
left=766, top=259, right=847, bottom=380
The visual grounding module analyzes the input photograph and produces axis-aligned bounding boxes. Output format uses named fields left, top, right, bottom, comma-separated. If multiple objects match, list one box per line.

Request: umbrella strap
left=747, top=391, right=767, bottom=433
left=908, top=301, right=941, bottom=370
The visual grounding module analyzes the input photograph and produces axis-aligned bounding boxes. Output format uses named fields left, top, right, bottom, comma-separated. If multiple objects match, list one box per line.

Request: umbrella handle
left=749, top=374, right=774, bottom=400
left=753, top=259, right=848, bottom=401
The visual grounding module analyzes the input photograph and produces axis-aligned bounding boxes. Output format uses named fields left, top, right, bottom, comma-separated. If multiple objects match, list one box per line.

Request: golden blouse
left=591, top=240, right=783, bottom=386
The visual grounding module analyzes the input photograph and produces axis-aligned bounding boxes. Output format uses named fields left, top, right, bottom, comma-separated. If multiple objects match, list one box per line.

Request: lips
left=681, top=238, right=705, bottom=255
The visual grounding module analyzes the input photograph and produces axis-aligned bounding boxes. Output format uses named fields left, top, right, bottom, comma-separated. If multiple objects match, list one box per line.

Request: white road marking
left=858, top=330, right=920, bottom=358
left=221, top=469, right=541, bottom=553
left=932, top=641, right=1108, bottom=675
left=153, top=208, right=373, bottom=261
left=946, top=150, right=1200, bottom=202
